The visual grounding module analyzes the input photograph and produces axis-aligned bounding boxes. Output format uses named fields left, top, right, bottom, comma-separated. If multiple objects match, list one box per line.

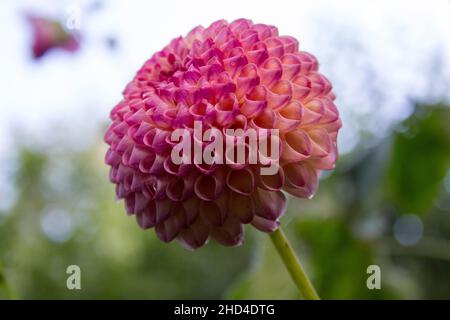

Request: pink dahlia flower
left=26, top=15, right=80, bottom=59
left=104, top=19, right=341, bottom=249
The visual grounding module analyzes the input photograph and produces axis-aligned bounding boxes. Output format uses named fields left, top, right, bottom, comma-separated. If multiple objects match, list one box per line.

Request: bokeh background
left=1, top=0, right=450, bottom=299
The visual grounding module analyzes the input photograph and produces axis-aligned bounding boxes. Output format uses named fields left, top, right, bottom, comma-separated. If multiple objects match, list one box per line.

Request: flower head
left=26, top=14, right=80, bottom=59
left=104, top=19, right=341, bottom=249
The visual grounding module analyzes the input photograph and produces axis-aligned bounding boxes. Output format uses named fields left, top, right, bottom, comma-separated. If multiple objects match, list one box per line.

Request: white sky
left=0, top=0, right=450, bottom=208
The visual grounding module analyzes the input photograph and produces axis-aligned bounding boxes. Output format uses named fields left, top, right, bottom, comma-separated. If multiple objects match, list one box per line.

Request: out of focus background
left=1, top=0, right=450, bottom=299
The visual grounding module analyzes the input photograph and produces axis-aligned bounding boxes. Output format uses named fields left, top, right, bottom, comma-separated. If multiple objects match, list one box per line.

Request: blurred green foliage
left=0, top=103, right=449, bottom=299
left=386, top=105, right=450, bottom=215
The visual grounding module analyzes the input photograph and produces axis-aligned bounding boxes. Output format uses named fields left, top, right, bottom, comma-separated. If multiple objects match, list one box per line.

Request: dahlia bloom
left=104, top=19, right=341, bottom=249
left=26, top=15, right=80, bottom=59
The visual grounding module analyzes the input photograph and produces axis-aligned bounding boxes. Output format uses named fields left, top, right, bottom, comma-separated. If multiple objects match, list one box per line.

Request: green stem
left=269, top=227, right=319, bottom=300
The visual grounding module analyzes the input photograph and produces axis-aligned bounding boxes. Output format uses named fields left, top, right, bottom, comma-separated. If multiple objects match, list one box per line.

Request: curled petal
left=163, top=158, right=192, bottom=177
left=236, top=63, right=260, bottom=99
left=111, top=121, right=129, bottom=137
left=124, top=194, right=135, bottom=215
left=256, top=165, right=285, bottom=191
left=307, top=142, right=338, bottom=170
left=166, top=174, right=195, bottom=201
left=124, top=108, right=148, bottom=126
left=141, top=177, right=157, bottom=199
left=134, top=192, right=151, bottom=213
left=131, top=121, right=152, bottom=144
left=247, top=42, right=269, bottom=65
left=105, top=148, right=121, bottom=166
left=189, top=101, right=216, bottom=125
left=212, top=73, right=236, bottom=99
left=260, top=57, right=282, bottom=86
left=125, top=146, right=151, bottom=169
left=116, top=182, right=130, bottom=199
left=303, top=98, right=339, bottom=125
left=251, top=215, right=279, bottom=232
left=153, top=174, right=173, bottom=199
left=225, top=114, right=248, bottom=131
left=267, top=80, right=291, bottom=110
left=276, top=100, right=303, bottom=132
left=307, top=128, right=333, bottom=158
left=155, top=203, right=186, bottom=242
left=155, top=197, right=175, bottom=224
left=322, top=99, right=340, bottom=123
left=229, top=192, right=255, bottom=223
left=181, top=196, right=201, bottom=227
left=249, top=107, right=276, bottom=130
left=113, top=164, right=132, bottom=183
left=281, top=54, right=302, bottom=80
left=200, top=191, right=228, bottom=226
left=226, top=168, right=255, bottom=195
left=104, top=129, right=119, bottom=146
left=110, top=100, right=128, bottom=120
left=302, top=99, right=324, bottom=125
left=130, top=173, right=146, bottom=192
left=109, top=166, right=119, bottom=184
left=253, top=188, right=287, bottom=221
left=296, top=51, right=318, bottom=74
left=279, top=36, right=299, bottom=54
left=138, top=153, right=165, bottom=175
left=283, top=163, right=318, bottom=199
left=194, top=169, right=225, bottom=201
left=229, top=18, right=252, bottom=35
left=223, top=48, right=248, bottom=77
left=172, top=103, right=194, bottom=128
left=291, top=75, right=311, bottom=100
left=240, top=30, right=260, bottom=49
left=322, top=118, right=342, bottom=141
left=136, top=201, right=157, bottom=229
left=210, top=216, right=244, bottom=246
left=308, top=72, right=332, bottom=97
left=143, top=128, right=171, bottom=154
left=194, top=161, right=218, bottom=175
left=177, top=217, right=210, bottom=250
left=115, top=135, right=133, bottom=154
left=241, top=86, right=267, bottom=118
left=150, top=105, right=177, bottom=129
left=214, top=94, right=239, bottom=127
left=253, top=23, right=278, bottom=41
left=264, top=37, right=284, bottom=58
left=281, top=129, right=311, bottom=162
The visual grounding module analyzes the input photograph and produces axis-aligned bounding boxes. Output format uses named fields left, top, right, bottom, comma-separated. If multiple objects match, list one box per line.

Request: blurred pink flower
left=104, top=19, right=341, bottom=249
left=26, top=14, right=80, bottom=59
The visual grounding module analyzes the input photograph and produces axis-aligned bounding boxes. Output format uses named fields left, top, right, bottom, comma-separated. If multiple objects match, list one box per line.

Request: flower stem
left=269, top=227, right=320, bottom=300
